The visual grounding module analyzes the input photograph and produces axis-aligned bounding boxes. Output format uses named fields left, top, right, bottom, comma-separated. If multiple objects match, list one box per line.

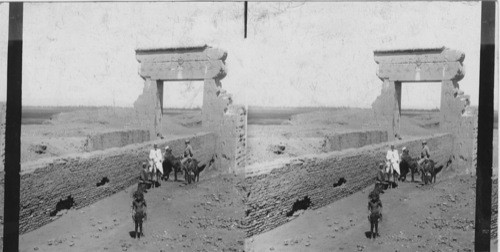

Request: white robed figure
left=149, top=144, right=164, bottom=175
left=385, top=144, right=400, bottom=176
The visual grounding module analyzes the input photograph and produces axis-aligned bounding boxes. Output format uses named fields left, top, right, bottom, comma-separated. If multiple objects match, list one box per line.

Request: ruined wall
left=243, top=134, right=454, bottom=237
left=0, top=133, right=216, bottom=234
left=321, top=130, right=388, bottom=152
left=133, top=78, right=160, bottom=138
left=201, top=78, right=247, bottom=174
left=372, top=79, right=400, bottom=138
left=217, top=105, right=247, bottom=174
left=440, top=80, right=477, bottom=174
left=84, top=129, right=150, bottom=152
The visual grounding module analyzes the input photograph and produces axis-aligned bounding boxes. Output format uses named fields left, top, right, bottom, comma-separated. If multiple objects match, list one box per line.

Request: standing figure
left=374, top=162, right=388, bottom=194
left=132, top=191, right=147, bottom=239
left=368, top=191, right=383, bottom=239
left=385, top=144, right=400, bottom=186
left=138, top=162, right=151, bottom=193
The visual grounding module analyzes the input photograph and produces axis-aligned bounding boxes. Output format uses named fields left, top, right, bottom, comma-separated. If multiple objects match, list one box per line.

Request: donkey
left=420, top=159, right=445, bottom=185
left=162, top=153, right=183, bottom=182
left=400, top=156, right=420, bottom=182
left=183, top=156, right=216, bottom=184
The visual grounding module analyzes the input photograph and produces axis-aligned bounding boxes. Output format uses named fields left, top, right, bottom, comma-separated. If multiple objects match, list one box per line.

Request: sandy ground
left=245, top=108, right=498, bottom=251
left=16, top=108, right=204, bottom=165
left=19, top=174, right=246, bottom=252
left=246, top=174, right=498, bottom=252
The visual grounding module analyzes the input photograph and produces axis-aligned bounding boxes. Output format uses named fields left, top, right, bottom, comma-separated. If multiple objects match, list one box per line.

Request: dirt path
left=19, top=174, right=245, bottom=252
left=246, top=174, right=498, bottom=252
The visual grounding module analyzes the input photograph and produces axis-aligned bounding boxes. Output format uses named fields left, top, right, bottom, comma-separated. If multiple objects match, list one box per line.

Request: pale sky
left=0, top=2, right=497, bottom=109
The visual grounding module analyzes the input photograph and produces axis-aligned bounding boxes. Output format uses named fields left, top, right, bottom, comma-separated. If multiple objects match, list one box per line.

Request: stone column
left=394, top=81, right=402, bottom=139
left=202, top=78, right=223, bottom=129
left=134, top=78, right=158, bottom=138
left=440, top=80, right=458, bottom=131
left=372, top=79, right=399, bottom=140
left=155, top=80, right=163, bottom=137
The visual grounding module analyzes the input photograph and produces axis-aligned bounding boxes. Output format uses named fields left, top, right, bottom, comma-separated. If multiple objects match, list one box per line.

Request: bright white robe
left=149, top=149, right=164, bottom=174
left=386, top=149, right=400, bottom=175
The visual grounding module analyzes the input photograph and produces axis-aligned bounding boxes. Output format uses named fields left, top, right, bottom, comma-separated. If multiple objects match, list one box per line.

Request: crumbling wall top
left=135, top=45, right=227, bottom=63
left=135, top=44, right=209, bottom=54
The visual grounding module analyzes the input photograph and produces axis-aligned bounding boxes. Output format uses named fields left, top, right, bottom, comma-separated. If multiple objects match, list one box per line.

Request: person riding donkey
left=181, top=139, right=194, bottom=167
left=418, top=140, right=430, bottom=166
left=149, top=144, right=164, bottom=185
left=385, top=144, right=400, bottom=187
left=131, top=190, right=147, bottom=239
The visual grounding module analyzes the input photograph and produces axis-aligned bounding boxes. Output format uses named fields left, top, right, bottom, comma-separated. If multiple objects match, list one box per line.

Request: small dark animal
left=96, top=177, right=110, bottom=187
left=399, top=156, right=420, bottom=182
left=333, top=177, right=347, bottom=187
left=50, top=196, right=75, bottom=216
left=183, top=157, right=215, bottom=184
left=162, top=154, right=183, bottom=181
left=420, top=159, right=443, bottom=184
left=193, top=157, right=215, bottom=182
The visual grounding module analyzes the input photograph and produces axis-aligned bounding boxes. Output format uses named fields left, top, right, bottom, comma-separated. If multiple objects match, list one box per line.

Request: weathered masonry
left=134, top=45, right=246, bottom=173
left=243, top=134, right=454, bottom=236
left=372, top=47, right=476, bottom=173
left=5, top=133, right=216, bottom=234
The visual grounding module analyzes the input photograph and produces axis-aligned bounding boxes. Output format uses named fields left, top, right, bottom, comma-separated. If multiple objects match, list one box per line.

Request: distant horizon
left=7, top=103, right=486, bottom=111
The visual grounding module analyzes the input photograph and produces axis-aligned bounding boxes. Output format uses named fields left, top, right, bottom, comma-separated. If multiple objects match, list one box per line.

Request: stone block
left=377, top=62, right=464, bottom=82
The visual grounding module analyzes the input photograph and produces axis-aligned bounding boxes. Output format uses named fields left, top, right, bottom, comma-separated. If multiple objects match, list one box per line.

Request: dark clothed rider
left=181, top=139, right=194, bottom=166
left=418, top=141, right=430, bottom=166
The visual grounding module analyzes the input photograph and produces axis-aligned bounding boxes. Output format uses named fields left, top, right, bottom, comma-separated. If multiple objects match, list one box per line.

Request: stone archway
left=133, top=45, right=246, bottom=173
left=372, top=47, right=476, bottom=172
left=134, top=45, right=228, bottom=136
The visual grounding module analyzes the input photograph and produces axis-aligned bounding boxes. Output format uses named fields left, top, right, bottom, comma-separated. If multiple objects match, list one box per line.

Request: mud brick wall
left=0, top=132, right=216, bottom=234
left=440, top=81, right=477, bottom=174
left=243, top=133, right=454, bottom=237
left=322, top=130, right=388, bottom=152
left=84, top=129, right=150, bottom=151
